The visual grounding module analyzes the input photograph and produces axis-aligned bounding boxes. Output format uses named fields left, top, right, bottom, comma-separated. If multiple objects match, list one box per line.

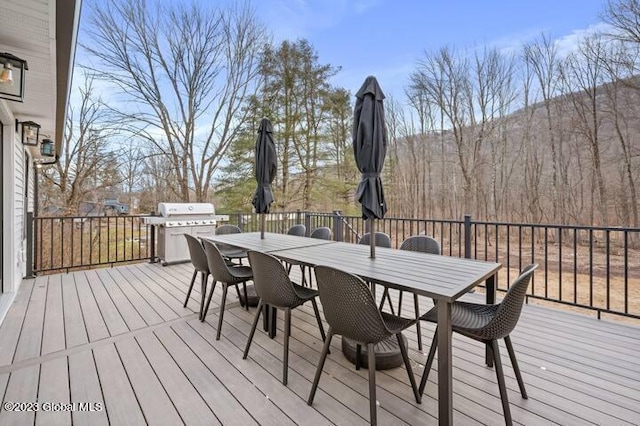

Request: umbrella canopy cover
left=252, top=118, right=277, bottom=214
left=353, top=76, right=388, bottom=220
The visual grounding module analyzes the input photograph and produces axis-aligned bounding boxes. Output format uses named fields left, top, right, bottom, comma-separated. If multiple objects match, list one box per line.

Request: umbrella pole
left=261, top=214, right=266, bottom=239
left=370, top=219, right=376, bottom=258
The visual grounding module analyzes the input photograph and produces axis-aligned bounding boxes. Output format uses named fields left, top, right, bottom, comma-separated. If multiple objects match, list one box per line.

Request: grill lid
left=158, top=202, right=215, bottom=217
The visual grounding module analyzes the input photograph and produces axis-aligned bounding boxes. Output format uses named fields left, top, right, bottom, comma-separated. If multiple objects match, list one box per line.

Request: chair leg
left=201, top=281, right=217, bottom=322
left=504, top=336, right=527, bottom=399
left=356, top=344, right=362, bottom=370
left=419, top=326, right=438, bottom=395
left=378, top=287, right=396, bottom=315
left=283, top=308, right=291, bottom=385
left=199, top=272, right=208, bottom=320
left=310, top=299, right=326, bottom=342
left=184, top=269, right=197, bottom=308
left=242, top=281, right=249, bottom=311
left=368, top=342, right=377, bottom=426
left=243, top=300, right=263, bottom=359
left=308, top=328, right=334, bottom=406
left=490, top=340, right=513, bottom=425
left=215, top=284, right=229, bottom=340
left=414, top=294, right=422, bottom=351
left=299, top=265, right=307, bottom=287
left=397, top=333, right=421, bottom=404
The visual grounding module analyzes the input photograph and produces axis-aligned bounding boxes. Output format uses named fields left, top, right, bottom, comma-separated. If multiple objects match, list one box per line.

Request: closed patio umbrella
left=252, top=118, right=277, bottom=239
left=353, top=76, right=388, bottom=258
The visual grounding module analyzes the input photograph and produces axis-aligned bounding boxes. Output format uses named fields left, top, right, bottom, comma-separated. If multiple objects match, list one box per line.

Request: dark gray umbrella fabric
left=353, top=75, right=388, bottom=221
left=252, top=118, right=277, bottom=238
left=353, top=76, right=388, bottom=257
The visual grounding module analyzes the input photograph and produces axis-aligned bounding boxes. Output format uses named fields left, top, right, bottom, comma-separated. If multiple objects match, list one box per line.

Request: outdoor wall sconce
left=0, top=52, right=28, bottom=102
left=40, top=139, right=55, bottom=157
left=17, top=120, right=41, bottom=146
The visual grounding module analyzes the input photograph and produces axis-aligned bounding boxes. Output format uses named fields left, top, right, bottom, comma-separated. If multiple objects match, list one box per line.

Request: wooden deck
left=0, top=262, right=639, bottom=425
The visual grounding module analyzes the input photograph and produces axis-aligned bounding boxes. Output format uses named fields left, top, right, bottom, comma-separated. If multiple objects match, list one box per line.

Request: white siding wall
left=0, top=100, right=32, bottom=324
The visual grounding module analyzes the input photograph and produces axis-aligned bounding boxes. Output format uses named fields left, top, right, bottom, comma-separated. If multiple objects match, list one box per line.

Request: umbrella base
left=341, top=334, right=406, bottom=370
left=238, top=284, right=260, bottom=308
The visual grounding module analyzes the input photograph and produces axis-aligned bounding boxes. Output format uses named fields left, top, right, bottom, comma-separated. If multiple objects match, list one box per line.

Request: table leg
left=485, top=274, right=496, bottom=366
left=437, top=301, right=453, bottom=425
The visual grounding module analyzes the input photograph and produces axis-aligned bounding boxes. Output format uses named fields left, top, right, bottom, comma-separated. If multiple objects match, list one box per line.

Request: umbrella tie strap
left=362, top=172, right=379, bottom=178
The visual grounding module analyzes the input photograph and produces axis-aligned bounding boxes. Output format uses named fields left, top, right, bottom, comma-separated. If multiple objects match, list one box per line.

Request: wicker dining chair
left=183, top=234, right=210, bottom=319
left=243, top=250, right=326, bottom=385
left=201, top=240, right=253, bottom=340
left=418, top=264, right=538, bottom=425
left=286, top=224, right=306, bottom=236
left=215, top=224, right=248, bottom=264
left=309, top=265, right=421, bottom=425
left=287, top=227, right=332, bottom=287
left=358, top=232, right=391, bottom=248
left=379, top=235, right=440, bottom=350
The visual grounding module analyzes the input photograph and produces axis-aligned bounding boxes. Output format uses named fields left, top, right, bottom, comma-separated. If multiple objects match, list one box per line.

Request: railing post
left=149, top=224, right=157, bottom=263
left=236, top=212, right=243, bottom=231
left=333, top=210, right=343, bottom=241
left=25, top=212, right=35, bottom=277
left=464, top=214, right=472, bottom=259
left=304, top=211, right=311, bottom=237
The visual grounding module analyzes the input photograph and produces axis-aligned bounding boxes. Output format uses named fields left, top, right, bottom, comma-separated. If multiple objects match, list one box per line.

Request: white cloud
left=554, top=22, right=613, bottom=56
left=263, top=0, right=380, bottom=41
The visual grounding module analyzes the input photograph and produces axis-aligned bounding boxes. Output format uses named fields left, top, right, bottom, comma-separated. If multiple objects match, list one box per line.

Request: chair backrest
left=358, top=232, right=391, bottom=248
left=314, top=266, right=389, bottom=344
left=202, top=239, right=236, bottom=283
left=400, top=235, right=440, bottom=255
left=216, top=224, right=242, bottom=235
left=184, top=234, right=209, bottom=273
left=247, top=251, right=302, bottom=308
left=481, top=264, right=538, bottom=340
left=287, top=224, right=306, bottom=236
left=310, top=227, right=332, bottom=240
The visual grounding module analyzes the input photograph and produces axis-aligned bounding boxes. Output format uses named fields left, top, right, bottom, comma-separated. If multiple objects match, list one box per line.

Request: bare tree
left=524, top=34, right=570, bottom=223
left=561, top=34, right=610, bottom=225
left=83, top=0, right=266, bottom=201
left=40, top=75, right=121, bottom=214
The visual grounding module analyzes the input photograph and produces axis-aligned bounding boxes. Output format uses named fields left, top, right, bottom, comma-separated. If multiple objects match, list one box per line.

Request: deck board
left=93, top=344, right=146, bottom=425
left=0, top=280, right=34, bottom=366
left=94, top=269, right=146, bottom=332
left=134, top=332, right=217, bottom=425
left=36, top=357, right=71, bottom=426
left=41, top=274, right=66, bottom=355
left=0, top=364, right=39, bottom=425
left=68, top=350, right=109, bottom=425
left=74, top=272, right=110, bottom=342
left=61, top=272, right=89, bottom=348
left=84, top=271, right=129, bottom=337
left=0, top=262, right=638, bottom=425
left=115, top=337, right=183, bottom=425
left=12, top=276, right=48, bottom=362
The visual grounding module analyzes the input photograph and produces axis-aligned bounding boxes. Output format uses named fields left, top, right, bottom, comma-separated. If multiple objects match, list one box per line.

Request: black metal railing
left=32, top=215, right=152, bottom=273
left=224, top=211, right=640, bottom=320
left=30, top=210, right=640, bottom=320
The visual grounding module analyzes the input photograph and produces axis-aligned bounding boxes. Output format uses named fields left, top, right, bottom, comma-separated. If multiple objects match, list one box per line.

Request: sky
left=255, top=0, right=610, bottom=97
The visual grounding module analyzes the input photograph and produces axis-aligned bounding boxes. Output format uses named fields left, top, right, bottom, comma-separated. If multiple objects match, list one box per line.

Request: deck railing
left=30, top=211, right=640, bottom=320
left=31, top=214, right=152, bottom=274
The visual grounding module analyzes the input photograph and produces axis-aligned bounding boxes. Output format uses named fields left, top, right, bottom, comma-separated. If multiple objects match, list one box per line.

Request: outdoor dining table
left=204, top=232, right=501, bottom=425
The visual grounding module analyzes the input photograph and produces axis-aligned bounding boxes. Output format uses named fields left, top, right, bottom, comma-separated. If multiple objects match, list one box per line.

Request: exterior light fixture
left=18, top=120, right=41, bottom=146
left=40, top=139, right=55, bottom=157
left=0, top=52, right=28, bottom=102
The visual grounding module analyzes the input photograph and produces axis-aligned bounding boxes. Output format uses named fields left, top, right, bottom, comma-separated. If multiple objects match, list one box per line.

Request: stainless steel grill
left=144, top=203, right=217, bottom=265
